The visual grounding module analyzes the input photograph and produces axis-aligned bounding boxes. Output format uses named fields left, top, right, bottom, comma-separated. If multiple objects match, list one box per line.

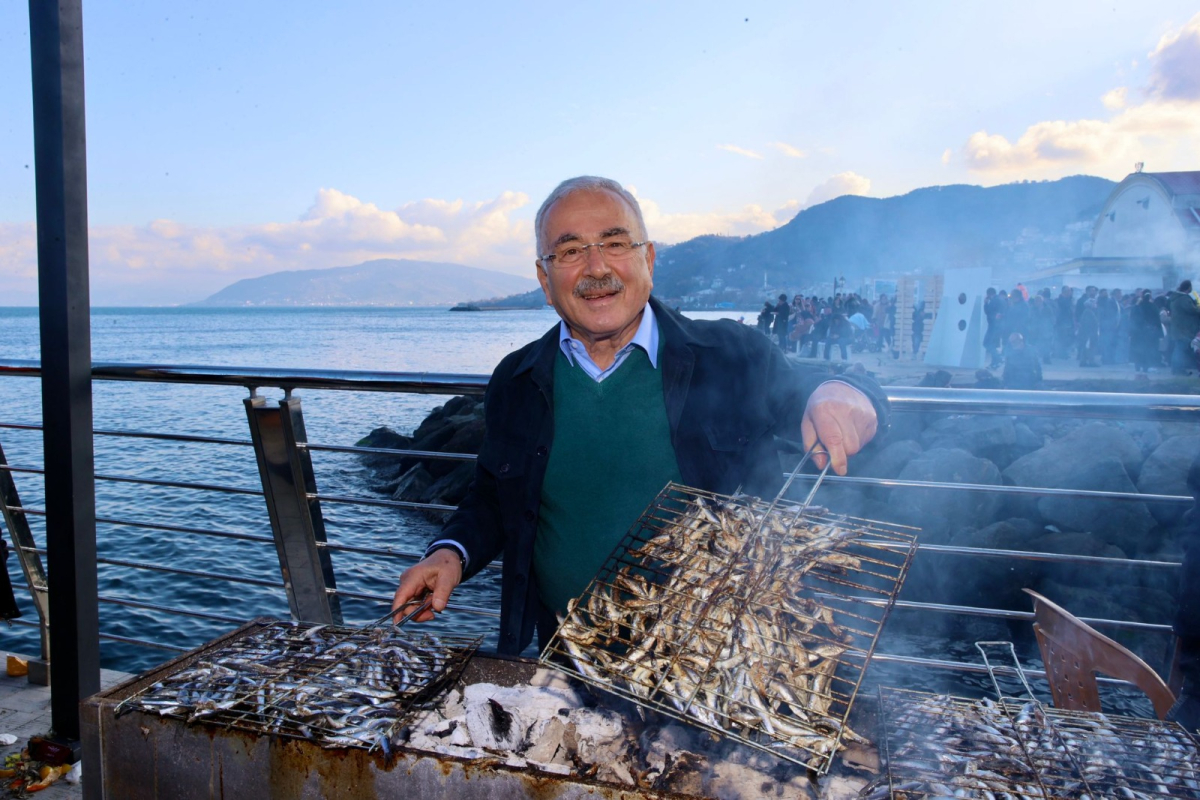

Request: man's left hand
left=800, top=382, right=878, bottom=476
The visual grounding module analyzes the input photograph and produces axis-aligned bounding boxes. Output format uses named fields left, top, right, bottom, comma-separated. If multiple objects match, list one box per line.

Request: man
left=1078, top=297, right=1099, bottom=367
left=1002, top=333, right=1042, bottom=390
left=1169, top=280, right=1200, bottom=375
left=392, top=176, right=886, bottom=655
left=756, top=301, right=774, bottom=335
left=1096, top=288, right=1118, bottom=365
left=1054, top=286, right=1076, bottom=359
left=984, top=288, right=1006, bottom=368
left=773, top=293, right=791, bottom=350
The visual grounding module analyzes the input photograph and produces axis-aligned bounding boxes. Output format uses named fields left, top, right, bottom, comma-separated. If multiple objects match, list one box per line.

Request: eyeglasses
left=538, top=238, right=647, bottom=269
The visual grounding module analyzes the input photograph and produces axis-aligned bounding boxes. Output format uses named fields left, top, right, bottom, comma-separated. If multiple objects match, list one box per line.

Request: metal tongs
left=388, top=595, right=434, bottom=630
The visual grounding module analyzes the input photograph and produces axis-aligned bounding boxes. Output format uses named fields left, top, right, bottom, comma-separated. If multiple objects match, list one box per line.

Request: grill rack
left=541, top=482, right=917, bottom=772
left=874, top=686, right=1200, bottom=799
left=116, top=618, right=480, bottom=754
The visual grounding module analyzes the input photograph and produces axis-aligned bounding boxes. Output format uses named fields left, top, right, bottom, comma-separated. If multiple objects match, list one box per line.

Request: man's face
left=536, top=189, right=655, bottom=347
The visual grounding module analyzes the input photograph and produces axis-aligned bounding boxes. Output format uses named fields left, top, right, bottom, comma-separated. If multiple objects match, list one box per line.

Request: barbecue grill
left=83, top=619, right=876, bottom=798
left=541, top=479, right=917, bottom=772
left=872, top=686, right=1200, bottom=799
left=114, top=616, right=479, bottom=754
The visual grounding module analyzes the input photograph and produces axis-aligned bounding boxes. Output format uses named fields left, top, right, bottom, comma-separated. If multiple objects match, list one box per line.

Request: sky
left=1, top=1, right=1199, bottom=305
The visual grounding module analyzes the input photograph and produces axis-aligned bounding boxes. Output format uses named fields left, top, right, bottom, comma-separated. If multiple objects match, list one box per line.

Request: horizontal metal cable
left=1, top=419, right=250, bottom=447
left=2, top=503, right=43, bottom=516
left=875, top=597, right=1174, bottom=633
left=4, top=359, right=1199, bottom=421
left=310, top=493, right=456, bottom=512
left=302, top=442, right=476, bottom=462
left=94, top=471, right=262, bottom=495
left=100, top=631, right=190, bottom=653
left=328, top=587, right=501, bottom=618
left=94, top=427, right=253, bottom=447
left=915, top=542, right=1182, bottom=569
left=98, top=595, right=251, bottom=624
left=315, top=539, right=503, bottom=571
left=0, top=464, right=43, bottom=476
left=94, top=556, right=285, bottom=589
left=794, top=472, right=1191, bottom=505
left=863, top=650, right=1135, bottom=689
left=95, top=515, right=274, bottom=544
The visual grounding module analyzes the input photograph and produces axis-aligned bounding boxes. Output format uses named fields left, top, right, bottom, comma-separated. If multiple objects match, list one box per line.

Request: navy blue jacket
left=440, top=297, right=889, bottom=654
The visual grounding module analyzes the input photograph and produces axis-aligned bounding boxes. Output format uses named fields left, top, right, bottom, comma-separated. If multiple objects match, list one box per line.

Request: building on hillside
left=1025, top=170, right=1200, bottom=291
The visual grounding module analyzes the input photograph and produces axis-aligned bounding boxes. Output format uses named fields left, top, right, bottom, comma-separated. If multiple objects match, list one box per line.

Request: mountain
left=193, top=258, right=537, bottom=307
left=650, top=175, right=1116, bottom=303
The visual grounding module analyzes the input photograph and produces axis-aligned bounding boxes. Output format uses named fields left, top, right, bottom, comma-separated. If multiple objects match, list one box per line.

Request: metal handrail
left=3, top=358, right=1200, bottom=421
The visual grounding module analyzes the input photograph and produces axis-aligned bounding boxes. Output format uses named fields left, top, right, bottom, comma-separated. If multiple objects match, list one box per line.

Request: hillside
left=193, top=258, right=537, bottom=307
left=651, top=176, right=1116, bottom=303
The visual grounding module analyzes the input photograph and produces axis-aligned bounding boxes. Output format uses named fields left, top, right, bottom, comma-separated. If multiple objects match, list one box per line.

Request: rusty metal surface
left=542, top=484, right=917, bottom=772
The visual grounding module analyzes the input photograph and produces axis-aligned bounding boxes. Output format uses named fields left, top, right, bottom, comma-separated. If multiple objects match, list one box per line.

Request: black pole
left=28, top=0, right=99, bottom=741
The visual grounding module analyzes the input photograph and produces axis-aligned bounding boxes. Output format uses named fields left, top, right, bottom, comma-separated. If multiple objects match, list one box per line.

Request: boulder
left=390, top=465, right=434, bottom=503
left=919, top=416, right=1016, bottom=465
left=355, top=426, right=414, bottom=480
left=1015, top=456, right=1156, bottom=553
left=425, top=462, right=476, bottom=509
left=942, top=518, right=1045, bottom=609
left=1137, top=434, right=1200, bottom=525
left=1026, top=530, right=1128, bottom=589
left=862, top=437, right=923, bottom=474
left=891, top=447, right=1004, bottom=533
left=1120, top=420, right=1164, bottom=459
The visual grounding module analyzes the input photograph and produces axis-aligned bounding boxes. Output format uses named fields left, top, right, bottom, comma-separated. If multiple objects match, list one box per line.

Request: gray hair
left=534, top=176, right=648, bottom=257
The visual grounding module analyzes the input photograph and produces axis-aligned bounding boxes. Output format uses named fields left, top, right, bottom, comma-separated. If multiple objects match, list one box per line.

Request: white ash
left=402, top=673, right=867, bottom=799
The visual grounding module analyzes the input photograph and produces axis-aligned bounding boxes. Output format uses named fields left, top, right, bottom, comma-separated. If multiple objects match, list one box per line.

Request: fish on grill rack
left=544, top=486, right=916, bottom=772
left=118, top=620, right=479, bottom=756
left=871, top=687, right=1200, bottom=799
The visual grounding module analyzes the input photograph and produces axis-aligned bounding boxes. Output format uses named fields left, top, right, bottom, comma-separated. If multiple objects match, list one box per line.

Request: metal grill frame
left=878, top=686, right=1200, bottom=799
left=541, top=482, right=917, bottom=772
left=116, top=618, right=480, bottom=752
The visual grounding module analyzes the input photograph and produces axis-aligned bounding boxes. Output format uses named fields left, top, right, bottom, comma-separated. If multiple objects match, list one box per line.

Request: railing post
left=28, top=0, right=99, bottom=748
left=245, top=392, right=341, bottom=624
left=0, top=440, right=52, bottom=664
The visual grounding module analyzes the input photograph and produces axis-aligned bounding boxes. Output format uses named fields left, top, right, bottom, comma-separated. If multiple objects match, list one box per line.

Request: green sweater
left=533, top=348, right=682, bottom=615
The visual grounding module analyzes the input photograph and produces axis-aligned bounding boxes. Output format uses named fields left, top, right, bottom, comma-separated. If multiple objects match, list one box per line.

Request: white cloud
left=628, top=188, right=798, bottom=242
left=954, top=13, right=1200, bottom=178
left=717, top=144, right=764, bottom=160
left=802, top=172, right=872, bottom=208
left=770, top=142, right=808, bottom=158
left=1146, top=13, right=1200, bottom=100
left=0, top=189, right=535, bottom=305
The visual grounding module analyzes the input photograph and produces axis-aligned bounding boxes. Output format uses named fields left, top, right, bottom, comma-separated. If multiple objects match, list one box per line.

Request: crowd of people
left=984, top=280, right=1200, bottom=387
left=747, top=280, right=1200, bottom=387
left=755, top=291, right=926, bottom=361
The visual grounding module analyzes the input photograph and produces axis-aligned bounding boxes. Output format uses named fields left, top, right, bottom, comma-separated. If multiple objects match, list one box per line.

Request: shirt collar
left=558, top=302, right=659, bottom=371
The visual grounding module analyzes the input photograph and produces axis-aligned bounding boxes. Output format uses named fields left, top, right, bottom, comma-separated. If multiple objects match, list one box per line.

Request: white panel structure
left=923, top=267, right=989, bottom=368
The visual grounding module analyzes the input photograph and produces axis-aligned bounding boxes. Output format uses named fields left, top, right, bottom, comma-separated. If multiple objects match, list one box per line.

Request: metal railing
left=0, top=358, right=1196, bottom=684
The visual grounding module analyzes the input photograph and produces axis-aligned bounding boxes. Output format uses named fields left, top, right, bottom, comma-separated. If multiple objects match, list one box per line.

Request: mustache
left=573, top=275, right=625, bottom=298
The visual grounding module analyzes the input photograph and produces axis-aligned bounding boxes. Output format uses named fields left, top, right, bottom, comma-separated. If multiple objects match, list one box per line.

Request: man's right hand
left=392, top=548, right=463, bottom=623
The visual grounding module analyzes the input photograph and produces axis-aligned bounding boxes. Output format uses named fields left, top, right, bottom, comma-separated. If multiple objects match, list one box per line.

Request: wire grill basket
left=541, top=482, right=917, bottom=772
left=117, top=618, right=480, bottom=755
left=871, top=686, right=1200, bottom=799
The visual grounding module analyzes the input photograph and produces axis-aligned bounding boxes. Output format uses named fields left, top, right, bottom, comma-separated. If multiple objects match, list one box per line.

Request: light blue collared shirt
left=557, top=303, right=659, bottom=381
